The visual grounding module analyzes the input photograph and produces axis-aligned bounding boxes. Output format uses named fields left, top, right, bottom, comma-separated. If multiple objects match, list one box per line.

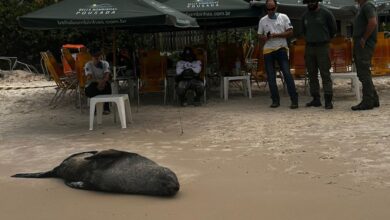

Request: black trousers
left=85, top=82, right=112, bottom=111
left=176, top=78, right=204, bottom=101
left=353, top=42, right=378, bottom=104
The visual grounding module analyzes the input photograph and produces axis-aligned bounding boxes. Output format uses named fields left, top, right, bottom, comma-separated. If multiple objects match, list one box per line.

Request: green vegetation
left=1, top=1, right=60, bottom=67
left=0, top=0, right=96, bottom=71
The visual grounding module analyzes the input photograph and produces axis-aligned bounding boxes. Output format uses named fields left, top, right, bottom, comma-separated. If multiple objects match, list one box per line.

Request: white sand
left=1, top=70, right=390, bottom=219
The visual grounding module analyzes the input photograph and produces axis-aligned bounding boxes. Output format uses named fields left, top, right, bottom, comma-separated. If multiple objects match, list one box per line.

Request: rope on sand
left=0, top=85, right=56, bottom=90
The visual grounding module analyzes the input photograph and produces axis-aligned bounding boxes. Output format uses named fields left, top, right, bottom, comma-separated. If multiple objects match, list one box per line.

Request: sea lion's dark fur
left=12, top=149, right=180, bottom=196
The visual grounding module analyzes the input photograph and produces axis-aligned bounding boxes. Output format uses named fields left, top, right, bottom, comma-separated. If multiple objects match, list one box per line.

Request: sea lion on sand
left=12, top=149, right=180, bottom=196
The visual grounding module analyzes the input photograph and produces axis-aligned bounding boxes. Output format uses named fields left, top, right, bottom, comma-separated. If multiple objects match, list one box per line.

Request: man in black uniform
left=301, top=0, right=337, bottom=109
left=351, top=0, right=380, bottom=110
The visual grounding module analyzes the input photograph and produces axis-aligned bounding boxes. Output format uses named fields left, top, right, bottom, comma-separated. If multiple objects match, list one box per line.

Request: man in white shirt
left=176, top=47, right=204, bottom=106
left=84, top=48, right=112, bottom=114
left=258, top=0, right=298, bottom=109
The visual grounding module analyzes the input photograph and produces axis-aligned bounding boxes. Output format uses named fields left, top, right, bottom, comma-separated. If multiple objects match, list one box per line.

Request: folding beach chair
left=40, top=51, right=78, bottom=107
left=137, top=50, right=167, bottom=106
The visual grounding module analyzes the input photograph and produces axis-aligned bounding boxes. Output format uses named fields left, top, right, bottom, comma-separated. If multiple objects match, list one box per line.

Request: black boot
left=351, top=101, right=374, bottom=111
left=324, top=94, right=333, bottom=109
left=374, top=99, right=380, bottom=108
left=290, top=96, right=298, bottom=109
left=193, top=96, right=202, bottom=106
left=373, top=91, right=380, bottom=108
left=103, top=103, right=111, bottom=115
left=270, top=100, right=280, bottom=108
left=179, top=96, right=187, bottom=107
left=306, top=94, right=321, bottom=107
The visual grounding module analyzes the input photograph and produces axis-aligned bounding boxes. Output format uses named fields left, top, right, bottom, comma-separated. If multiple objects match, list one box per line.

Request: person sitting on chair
left=84, top=48, right=112, bottom=114
left=176, top=47, right=204, bottom=106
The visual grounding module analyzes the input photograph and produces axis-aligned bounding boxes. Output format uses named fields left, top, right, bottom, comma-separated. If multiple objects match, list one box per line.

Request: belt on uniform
left=306, top=42, right=329, bottom=47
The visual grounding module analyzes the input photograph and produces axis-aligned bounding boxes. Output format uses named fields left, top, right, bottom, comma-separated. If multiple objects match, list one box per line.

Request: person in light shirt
left=258, top=0, right=298, bottom=109
left=84, top=48, right=112, bottom=114
left=176, top=47, right=204, bottom=106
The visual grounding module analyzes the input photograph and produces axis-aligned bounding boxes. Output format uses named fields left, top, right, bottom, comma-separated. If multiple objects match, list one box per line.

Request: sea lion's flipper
left=11, top=170, right=56, bottom=178
left=65, top=181, right=95, bottom=190
left=85, top=149, right=131, bottom=160
left=68, top=151, right=98, bottom=158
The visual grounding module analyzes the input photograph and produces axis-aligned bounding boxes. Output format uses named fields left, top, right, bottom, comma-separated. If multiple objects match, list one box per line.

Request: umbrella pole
left=203, top=30, right=207, bottom=48
left=112, top=28, right=118, bottom=94
left=153, top=33, right=157, bottom=49
left=101, top=30, right=105, bottom=52
left=112, top=28, right=117, bottom=81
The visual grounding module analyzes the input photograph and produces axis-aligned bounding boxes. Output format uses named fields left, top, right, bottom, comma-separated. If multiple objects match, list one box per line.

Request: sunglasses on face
left=266, top=7, right=276, bottom=11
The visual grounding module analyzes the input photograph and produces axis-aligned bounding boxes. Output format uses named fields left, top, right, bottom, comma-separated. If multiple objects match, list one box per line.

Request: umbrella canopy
left=250, top=0, right=358, bottom=20
left=18, top=0, right=199, bottom=30
left=157, top=0, right=263, bottom=28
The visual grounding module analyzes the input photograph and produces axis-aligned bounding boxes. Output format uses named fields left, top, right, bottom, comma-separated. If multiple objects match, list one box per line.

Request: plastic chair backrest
left=139, top=50, right=167, bottom=93
left=61, top=48, right=76, bottom=75
left=243, top=42, right=250, bottom=60
left=372, top=32, right=390, bottom=75
left=41, top=51, right=67, bottom=88
left=193, top=47, right=206, bottom=80
left=252, top=44, right=262, bottom=60
left=62, top=44, right=86, bottom=50
left=330, top=36, right=352, bottom=73
left=217, top=43, right=244, bottom=74
left=289, top=39, right=306, bottom=78
left=254, top=49, right=266, bottom=81
left=294, top=37, right=306, bottom=45
left=345, top=38, right=352, bottom=67
left=75, top=50, right=92, bottom=88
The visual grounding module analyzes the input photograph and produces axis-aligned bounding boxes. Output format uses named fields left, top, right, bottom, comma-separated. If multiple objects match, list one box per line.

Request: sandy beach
left=1, top=70, right=390, bottom=220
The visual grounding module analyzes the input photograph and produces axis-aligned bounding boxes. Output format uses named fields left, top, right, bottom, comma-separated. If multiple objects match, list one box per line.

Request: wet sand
left=1, top=70, right=390, bottom=219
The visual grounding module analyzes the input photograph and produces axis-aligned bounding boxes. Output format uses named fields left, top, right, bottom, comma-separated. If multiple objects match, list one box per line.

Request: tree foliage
left=0, top=0, right=82, bottom=70
left=0, top=0, right=139, bottom=71
left=1, top=1, right=56, bottom=66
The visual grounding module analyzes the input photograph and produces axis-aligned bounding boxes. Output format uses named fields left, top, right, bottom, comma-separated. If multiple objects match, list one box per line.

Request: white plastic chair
left=89, top=94, right=132, bottom=130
